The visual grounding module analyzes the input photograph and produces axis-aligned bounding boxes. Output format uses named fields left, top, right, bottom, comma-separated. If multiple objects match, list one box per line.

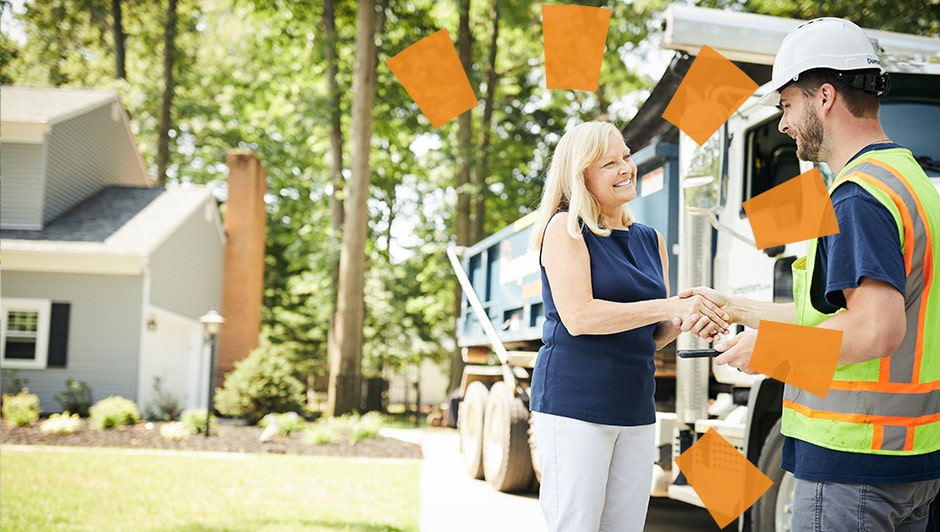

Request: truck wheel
left=482, top=381, right=535, bottom=492
left=459, top=381, right=489, bottom=479
left=752, top=418, right=795, bottom=531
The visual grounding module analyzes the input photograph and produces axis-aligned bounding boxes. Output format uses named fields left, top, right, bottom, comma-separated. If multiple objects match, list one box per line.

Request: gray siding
left=1, top=271, right=144, bottom=414
left=0, top=143, right=46, bottom=229
left=149, top=201, right=224, bottom=319
left=44, top=104, right=146, bottom=224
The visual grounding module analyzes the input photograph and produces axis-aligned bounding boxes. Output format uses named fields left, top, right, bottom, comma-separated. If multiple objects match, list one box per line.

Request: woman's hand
left=668, top=294, right=729, bottom=342
left=672, top=287, right=736, bottom=342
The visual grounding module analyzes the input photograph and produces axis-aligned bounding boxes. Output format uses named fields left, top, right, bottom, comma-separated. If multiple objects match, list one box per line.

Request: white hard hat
left=759, top=17, right=882, bottom=106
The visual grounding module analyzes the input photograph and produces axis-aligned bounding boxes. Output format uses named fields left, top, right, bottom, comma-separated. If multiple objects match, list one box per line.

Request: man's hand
left=714, top=330, right=758, bottom=375
left=666, top=294, right=729, bottom=343
left=672, top=287, right=734, bottom=342
left=679, top=287, right=734, bottom=320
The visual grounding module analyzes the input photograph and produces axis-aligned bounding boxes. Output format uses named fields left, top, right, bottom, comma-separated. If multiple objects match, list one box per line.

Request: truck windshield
left=881, top=102, right=940, bottom=178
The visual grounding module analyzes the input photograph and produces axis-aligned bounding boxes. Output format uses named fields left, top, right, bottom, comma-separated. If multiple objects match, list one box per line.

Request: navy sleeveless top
left=529, top=220, right=666, bottom=426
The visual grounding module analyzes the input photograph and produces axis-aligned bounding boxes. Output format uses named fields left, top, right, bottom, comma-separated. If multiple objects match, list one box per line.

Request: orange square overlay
left=662, top=45, right=758, bottom=145
left=386, top=29, right=477, bottom=129
left=675, top=429, right=773, bottom=529
left=743, top=167, right=840, bottom=249
left=542, top=5, right=611, bottom=91
left=750, top=320, right=843, bottom=398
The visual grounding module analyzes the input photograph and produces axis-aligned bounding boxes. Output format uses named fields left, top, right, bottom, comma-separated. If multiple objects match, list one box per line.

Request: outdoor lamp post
left=200, top=310, right=225, bottom=437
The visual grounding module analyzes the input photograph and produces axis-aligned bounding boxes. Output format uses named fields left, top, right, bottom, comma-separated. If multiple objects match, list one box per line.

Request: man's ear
left=818, top=83, right=837, bottom=113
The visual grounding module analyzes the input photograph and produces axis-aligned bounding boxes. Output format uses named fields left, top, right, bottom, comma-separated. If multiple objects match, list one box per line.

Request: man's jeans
left=791, top=478, right=940, bottom=531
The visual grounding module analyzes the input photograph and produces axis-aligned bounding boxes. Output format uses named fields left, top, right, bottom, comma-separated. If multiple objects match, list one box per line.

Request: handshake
left=665, top=286, right=761, bottom=374
left=668, top=286, right=734, bottom=343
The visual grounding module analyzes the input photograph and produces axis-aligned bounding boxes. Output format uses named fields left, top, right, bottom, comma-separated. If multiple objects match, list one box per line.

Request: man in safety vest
left=680, top=17, right=940, bottom=530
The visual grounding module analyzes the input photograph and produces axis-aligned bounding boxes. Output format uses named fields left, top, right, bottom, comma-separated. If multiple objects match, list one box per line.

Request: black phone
left=678, top=348, right=720, bottom=358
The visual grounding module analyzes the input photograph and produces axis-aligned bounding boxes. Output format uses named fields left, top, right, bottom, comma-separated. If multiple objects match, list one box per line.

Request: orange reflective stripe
left=850, top=159, right=935, bottom=385
left=872, top=424, right=884, bottom=450
left=828, top=379, right=940, bottom=393
left=851, top=170, right=915, bottom=274
left=905, top=426, right=916, bottom=452
left=783, top=399, right=940, bottom=427
left=913, top=192, right=935, bottom=385
left=879, top=357, right=892, bottom=384
left=917, top=245, right=935, bottom=383
left=863, top=157, right=937, bottom=298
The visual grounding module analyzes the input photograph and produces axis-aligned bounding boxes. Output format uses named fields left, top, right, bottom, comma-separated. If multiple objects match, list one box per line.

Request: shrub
left=143, top=376, right=182, bottom=421
left=259, top=412, right=307, bottom=437
left=1, top=389, right=40, bottom=427
left=89, top=396, right=141, bottom=429
left=304, top=425, right=339, bottom=445
left=348, top=412, right=383, bottom=443
left=1, top=369, right=28, bottom=396
left=55, top=378, right=93, bottom=417
left=179, top=407, right=216, bottom=435
left=160, top=421, right=195, bottom=441
left=307, top=412, right=384, bottom=445
left=40, top=411, right=82, bottom=434
left=214, top=346, right=306, bottom=424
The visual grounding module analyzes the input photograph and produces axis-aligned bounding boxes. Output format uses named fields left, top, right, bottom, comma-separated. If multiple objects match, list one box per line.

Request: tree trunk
left=327, top=0, right=377, bottom=417
left=112, top=0, right=126, bottom=80
left=473, top=0, right=500, bottom=245
left=323, top=0, right=344, bottom=371
left=455, top=0, right=474, bottom=250
left=324, top=0, right=343, bottom=282
left=449, top=0, right=474, bottom=394
left=156, top=0, right=177, bottom=186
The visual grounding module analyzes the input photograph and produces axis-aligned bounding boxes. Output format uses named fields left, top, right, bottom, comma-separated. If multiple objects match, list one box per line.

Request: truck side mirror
left=678, top=127, right=757, bottom=247
left=679, top=129, right=724, bottom=216
left=683, top=175, right=719, bottom=214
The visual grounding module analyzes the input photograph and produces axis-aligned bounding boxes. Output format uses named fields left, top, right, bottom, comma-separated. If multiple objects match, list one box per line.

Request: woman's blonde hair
left=530, top=121, right=634, bottom=250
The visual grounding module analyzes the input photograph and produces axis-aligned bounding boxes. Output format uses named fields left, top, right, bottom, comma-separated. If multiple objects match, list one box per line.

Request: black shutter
left=47, top=303, right=70, bottom=367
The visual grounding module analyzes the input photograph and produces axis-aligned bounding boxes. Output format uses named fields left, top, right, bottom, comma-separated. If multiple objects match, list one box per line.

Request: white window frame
left=1, top=298, right=51, bottom=370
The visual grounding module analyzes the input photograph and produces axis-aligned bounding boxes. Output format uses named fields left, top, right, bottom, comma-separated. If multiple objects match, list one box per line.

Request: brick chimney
left=217, top=150, right=266, bottom=382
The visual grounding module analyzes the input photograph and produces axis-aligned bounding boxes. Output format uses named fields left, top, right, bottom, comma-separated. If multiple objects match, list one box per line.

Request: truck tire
left=482, top=381, right=535, bottom=492
left=459, top=381, right=489, bottom=479
left=752, top=418, right=795, bottom=531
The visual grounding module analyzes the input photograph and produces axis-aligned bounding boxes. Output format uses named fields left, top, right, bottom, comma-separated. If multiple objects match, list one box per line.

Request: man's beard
left=795, top=106, right=825, bottom=162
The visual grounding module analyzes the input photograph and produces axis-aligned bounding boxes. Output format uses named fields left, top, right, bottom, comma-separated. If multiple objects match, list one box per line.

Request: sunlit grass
left=1, top=446, right=419, bottom=531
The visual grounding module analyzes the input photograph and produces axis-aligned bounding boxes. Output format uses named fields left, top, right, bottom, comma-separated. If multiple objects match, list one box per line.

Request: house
left=0, top=86, right=229, bottom=416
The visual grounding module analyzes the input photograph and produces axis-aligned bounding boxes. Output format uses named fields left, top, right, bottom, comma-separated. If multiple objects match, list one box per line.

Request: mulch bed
left=1, top=420, right=423, bottom=459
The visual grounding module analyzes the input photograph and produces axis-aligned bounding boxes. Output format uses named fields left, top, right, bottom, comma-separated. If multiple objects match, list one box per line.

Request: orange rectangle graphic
left=743, top=167, right=840, bottom=249
left=675, top=429, right=773, bottom=528
left=386, top=29, right=478, bottom=129
left=749, top=320, right=843, bottom=398
left=662, top=45, right=758, bottom=146
left=542, top=5, right=611, bottom=91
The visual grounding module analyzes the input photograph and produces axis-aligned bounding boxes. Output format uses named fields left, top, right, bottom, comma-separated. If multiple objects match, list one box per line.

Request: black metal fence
left=306, top=374, right=421, bottom=424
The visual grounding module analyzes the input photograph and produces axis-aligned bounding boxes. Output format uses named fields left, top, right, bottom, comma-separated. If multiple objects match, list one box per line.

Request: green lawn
left=1, top=446, right=420, bottom=531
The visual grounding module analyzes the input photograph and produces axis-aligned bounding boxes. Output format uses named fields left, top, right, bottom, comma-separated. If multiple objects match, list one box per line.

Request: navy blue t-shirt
left=782, top=145, right=940, bottom=483
left=529, top=220, right=666, bottom=426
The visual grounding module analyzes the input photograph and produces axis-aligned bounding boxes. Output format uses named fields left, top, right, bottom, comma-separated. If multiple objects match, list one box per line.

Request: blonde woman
left=529, top=121, right=728, bottom=531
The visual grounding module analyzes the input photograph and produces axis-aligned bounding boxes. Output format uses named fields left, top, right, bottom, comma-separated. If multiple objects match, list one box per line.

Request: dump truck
left=448, top=4, right=940, bottom=530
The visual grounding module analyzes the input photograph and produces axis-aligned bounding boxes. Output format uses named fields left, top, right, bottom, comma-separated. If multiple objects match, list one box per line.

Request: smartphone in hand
left=678, top=348, right=720, bottom=358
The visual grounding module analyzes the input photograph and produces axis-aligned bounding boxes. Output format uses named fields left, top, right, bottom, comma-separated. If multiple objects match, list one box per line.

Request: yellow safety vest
left=782, top=148, right=940, bottom=455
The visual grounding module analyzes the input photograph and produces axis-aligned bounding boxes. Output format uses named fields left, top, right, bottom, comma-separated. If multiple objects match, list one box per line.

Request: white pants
left=532, top=412, right=655, bottom=532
